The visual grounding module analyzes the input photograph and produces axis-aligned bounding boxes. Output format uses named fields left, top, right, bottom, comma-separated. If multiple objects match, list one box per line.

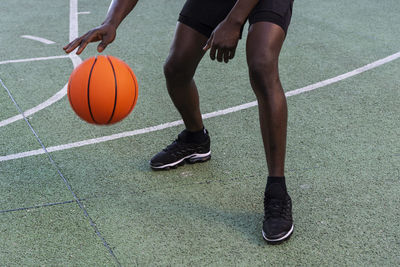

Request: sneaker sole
left=150, top=151, right=211, bottom=170
left=262, top=224, right=294, bottom=244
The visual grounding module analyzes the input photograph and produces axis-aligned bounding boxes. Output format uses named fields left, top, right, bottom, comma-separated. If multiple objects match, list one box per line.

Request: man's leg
left=164, top=22, right=208, bottom=132
left=246, top=22, right=287, bottom=177
left=150, top=23, right=211, bottom=169
left=246, top=22, right=293, bottom=243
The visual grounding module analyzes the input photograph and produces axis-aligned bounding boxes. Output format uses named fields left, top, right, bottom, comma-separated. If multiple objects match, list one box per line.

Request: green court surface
left=1, top=0, right=399, bottom=266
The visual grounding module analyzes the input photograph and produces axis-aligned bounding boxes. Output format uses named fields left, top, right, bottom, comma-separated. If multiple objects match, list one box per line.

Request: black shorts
left=178, top=0, right=294, bottom=38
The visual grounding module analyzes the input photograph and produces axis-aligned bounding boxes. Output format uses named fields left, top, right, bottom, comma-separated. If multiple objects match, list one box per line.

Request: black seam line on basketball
left=106, top=56, right=117, bottom=124
left=0, top=78, right=122, bottom=266
left=125, top=68, right=137, bottom=114
left=87, top=56, right=98, bottom=124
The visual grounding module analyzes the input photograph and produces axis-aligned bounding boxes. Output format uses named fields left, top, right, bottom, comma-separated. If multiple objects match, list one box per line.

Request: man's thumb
left=203, top=38, right=212, bottom=51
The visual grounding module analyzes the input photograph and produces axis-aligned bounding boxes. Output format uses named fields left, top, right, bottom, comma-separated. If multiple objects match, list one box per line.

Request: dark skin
left=64, top=0, right=287, bottom=176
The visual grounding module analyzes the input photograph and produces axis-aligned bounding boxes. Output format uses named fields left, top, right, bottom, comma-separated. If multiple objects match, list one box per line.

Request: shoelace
left=163, top=136, right=192, bottom=153
left=163, top=139, right=180, bottom=152
left=264, top=199, right=285, bottom=219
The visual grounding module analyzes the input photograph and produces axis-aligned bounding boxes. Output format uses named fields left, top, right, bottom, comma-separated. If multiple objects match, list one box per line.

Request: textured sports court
left=0, top=0, right=399, bottom=265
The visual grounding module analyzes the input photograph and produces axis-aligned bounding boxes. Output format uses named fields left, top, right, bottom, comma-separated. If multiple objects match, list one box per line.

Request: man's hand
left=63, top=23, right=116, bottom=55
left=203, top=19, right=241, bottom=63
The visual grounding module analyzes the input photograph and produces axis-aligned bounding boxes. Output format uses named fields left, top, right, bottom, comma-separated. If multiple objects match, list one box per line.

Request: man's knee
left=248, top=53, right=277, bottom=82
left=163, top=55, right=194, bottom=85
left=248, top=54, right=280, bottom=97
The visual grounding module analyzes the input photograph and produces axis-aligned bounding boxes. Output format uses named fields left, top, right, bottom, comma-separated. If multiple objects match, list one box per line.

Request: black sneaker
left=262, top=183, right=294, bottom=243
left=150, top=129, right=211, bottom=170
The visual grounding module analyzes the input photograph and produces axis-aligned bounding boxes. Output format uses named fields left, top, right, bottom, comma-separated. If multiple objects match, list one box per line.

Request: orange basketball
left=68, top=55, right=138, bottom=124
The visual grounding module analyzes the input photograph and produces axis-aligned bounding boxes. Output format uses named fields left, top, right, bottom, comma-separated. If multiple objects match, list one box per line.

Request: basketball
left=67, top=55, right=138, bottom=125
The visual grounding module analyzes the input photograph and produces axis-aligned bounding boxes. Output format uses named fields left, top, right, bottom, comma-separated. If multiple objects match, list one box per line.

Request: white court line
left=1, top=50, right=399, bottom=163
left=0, top=84, right=67, bottom=127
left=20, top=35, right=56, bottom=44
left=0, top=54, right=82, bottom=128
left=77, top=11, right=91, bottom=15
left=0, top=55, right=69, bottom=65
left=0, top=0, right=82, bottom=128
left=286, top=51, right=400, bottom=97
left=69, top=0, right=78, bottom=42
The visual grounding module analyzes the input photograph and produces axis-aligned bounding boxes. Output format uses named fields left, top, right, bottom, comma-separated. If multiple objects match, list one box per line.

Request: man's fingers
left=63, top=37, right=83, bottom=53
left=203, top=31, right=237, bottom=63
left=97, top=44, right=105, bottom=53
left=63, top=28, right=106, bottom=54
left=63, top=35, right=91, bottom=54
left=216, top=48, right=224, bottom=62
left=209, top=45, right=237, bottom=63
left=76, top=40, right=90, bottom=55
left=223, top=50, right=230, bottom=63
left=97, top=40, right=109, bottom=53
left=203, top=32, right=214, bottom=51
left=229, top=49, right=235, bottom=60
left=203, top=38, right=211, bottom=51
left=209, top=46, right=217, bottom=61
left=97, top=32, right=115, bottom=53
left=75, top=31, right=102, bottom=55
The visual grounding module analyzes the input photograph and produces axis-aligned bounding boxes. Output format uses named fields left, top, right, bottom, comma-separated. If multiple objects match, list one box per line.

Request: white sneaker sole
left=262, top=224, right=294, bottom=243
left=150, top=151, right=211, bottom=170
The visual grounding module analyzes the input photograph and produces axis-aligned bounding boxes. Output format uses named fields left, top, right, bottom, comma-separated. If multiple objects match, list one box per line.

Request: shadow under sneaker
left=262, top=184, right=294, bottom=243
left=150, top=129, right=211, bottom=170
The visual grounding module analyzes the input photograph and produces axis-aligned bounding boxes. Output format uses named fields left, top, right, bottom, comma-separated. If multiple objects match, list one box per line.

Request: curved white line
left=0, top=0, right=82, bottom=128
left=286, top=51, right=400, bottom=97
left=0, top=54, right=82, bottom=128
left=1, top=50, right=399, bottom=162
left=0, top=84, right=67, bottom=127
left=21, top=35, right=55, bottom=45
